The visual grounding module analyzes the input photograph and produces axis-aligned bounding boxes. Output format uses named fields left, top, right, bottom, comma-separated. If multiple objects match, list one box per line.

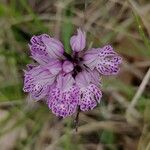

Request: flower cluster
left=23, top=28, right=122, bottom=118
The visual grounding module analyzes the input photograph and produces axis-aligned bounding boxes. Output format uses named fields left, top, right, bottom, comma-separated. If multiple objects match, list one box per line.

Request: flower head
left=23, top=28, right=122, bottom=118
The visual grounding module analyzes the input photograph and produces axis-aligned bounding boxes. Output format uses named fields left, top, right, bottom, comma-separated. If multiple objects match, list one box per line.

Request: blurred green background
left=0, top=0, right=150, bottom=150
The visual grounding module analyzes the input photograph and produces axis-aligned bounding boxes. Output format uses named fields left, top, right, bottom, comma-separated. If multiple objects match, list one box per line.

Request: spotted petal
left=29, top=34, right=52, bottom=65
left=23, top=60, right=62, bottom=100
left=47, top=74, right=79, bottom=118
left=75, top=70, right=102, bottom=111
left=79, top=84, right=102, bottom=111
left=83, top=45, right=122, bottom=75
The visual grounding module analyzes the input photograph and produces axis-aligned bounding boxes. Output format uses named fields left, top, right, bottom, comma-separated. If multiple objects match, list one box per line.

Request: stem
left=74, top=107, right=80, bottom=132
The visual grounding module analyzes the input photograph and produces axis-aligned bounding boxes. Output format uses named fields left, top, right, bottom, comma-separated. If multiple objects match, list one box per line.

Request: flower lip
left=47, top=73, right=80, bottom=117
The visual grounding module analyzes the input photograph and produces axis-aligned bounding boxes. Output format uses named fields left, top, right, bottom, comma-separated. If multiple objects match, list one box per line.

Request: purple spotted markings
left=23, top=28, right=122, bottom=118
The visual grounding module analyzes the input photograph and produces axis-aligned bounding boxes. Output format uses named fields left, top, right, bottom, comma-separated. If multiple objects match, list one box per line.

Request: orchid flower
left=23, top=28, right=122, bottom=118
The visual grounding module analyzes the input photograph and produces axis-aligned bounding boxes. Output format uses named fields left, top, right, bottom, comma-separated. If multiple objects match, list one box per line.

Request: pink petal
left=42, top=35, right=64, bottom=59
left=62, top=61, right=74, bottom=73
left=29, top=34, right=52, bottom=65
left=45, top=59, right=62, bottom=75
left=75, top=70, right=91, bottom=88
left=47, top=76, right=79, bottom=118
left=83, top=45, right=122, bottom=75
left=70, top=28, right=86, bottom=52
left=56, top=73, right=75, bottom=91
left=23, top=65, right=57, bottom=100
left=79, top=84, right=102, bottom=111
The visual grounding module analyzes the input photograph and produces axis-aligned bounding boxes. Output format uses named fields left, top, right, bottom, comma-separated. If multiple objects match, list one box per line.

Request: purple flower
left=23, top=28, right=122, bottom=118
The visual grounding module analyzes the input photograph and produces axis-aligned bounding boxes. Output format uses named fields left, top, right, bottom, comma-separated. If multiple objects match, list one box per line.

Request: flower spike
left=23, top=28, right=122, bottom=118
